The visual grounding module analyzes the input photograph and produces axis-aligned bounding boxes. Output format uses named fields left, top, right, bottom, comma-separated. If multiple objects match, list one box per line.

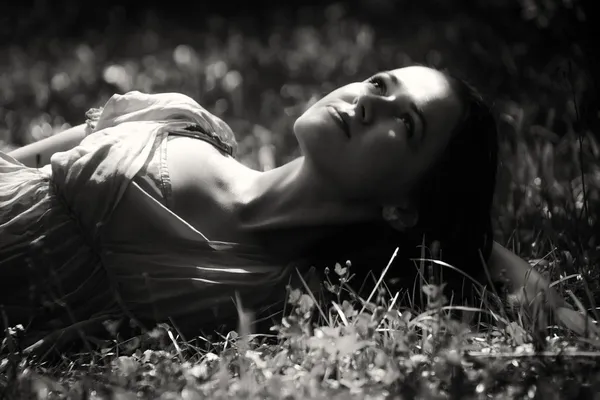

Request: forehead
left=389, top=66, right=463, bottom=137
left=388, top=66, right=460, bottom=109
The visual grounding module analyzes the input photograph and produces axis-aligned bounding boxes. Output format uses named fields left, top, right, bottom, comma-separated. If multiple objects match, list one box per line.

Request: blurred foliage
left=0, top=0, right=598, bottom=294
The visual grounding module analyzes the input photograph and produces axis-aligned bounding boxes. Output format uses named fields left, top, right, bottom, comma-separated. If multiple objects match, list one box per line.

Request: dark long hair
left=306, top=70, right=499, bottom=304
left=410, top=71, right=499, bottom=294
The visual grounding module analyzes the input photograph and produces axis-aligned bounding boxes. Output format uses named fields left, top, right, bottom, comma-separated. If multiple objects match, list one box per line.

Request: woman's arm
left=488, top=241, right=600, bottom=336
left=487, top=241, right=570, bottom=309
left=7, top=123, right=88, bottom=167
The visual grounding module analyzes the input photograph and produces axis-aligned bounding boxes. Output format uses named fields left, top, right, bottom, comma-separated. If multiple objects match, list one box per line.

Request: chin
left=293, top=110, right=322, bottom=147
left=292, top=115, right=304, bottom=140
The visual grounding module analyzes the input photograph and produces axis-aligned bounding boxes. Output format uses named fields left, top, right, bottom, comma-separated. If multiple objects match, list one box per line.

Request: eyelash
left=367, top=75, right=415, bottom=137
left=367, top=75, right=387, bottom=95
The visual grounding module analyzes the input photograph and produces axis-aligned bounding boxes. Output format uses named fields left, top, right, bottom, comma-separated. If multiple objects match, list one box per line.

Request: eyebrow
left=383, top=71, right=428, bottom=139
left=382, top=71, right=399, bottom=86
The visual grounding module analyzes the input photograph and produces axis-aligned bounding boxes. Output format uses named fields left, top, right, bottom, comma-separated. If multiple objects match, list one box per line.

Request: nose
left=353, top=93, right=398, bottom=125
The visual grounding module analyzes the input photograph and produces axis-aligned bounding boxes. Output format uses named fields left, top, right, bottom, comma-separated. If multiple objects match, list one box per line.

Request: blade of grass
left=295, top=267, right=329, bottom=325
left=356, top=247, right=399, bottom=319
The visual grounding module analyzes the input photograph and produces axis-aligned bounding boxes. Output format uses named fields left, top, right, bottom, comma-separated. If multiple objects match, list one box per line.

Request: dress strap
left=168, top=123, right=235, bottom=157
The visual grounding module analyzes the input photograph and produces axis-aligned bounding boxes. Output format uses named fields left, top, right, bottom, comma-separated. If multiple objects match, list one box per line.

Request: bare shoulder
left=165, top=136, right=245, bottom=242
left=166, top=135, right=227, bottom=199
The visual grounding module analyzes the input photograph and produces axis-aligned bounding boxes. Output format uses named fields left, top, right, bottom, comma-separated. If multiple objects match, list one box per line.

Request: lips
left=326, top=106, right=350, bottom=138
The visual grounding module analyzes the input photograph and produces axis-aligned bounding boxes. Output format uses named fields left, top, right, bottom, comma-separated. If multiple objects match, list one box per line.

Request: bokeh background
left=1, top=0, right=598, bottom=296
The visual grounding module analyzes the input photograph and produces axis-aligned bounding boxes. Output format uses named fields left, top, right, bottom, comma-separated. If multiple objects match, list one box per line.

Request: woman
left=1, top=66, right=586, bottom=354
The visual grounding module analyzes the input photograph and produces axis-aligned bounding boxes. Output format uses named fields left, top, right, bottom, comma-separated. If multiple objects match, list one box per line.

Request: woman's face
left=294, top=66, right=464, bottom=202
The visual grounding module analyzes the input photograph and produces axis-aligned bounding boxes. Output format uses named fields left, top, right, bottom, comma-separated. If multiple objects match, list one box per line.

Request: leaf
left=319, top=326, right=340, bottom=338
left=409, top=354, right=428, bottom=364
left=335, top=336, right=369, bottom=357
left=112, top=356, right=139, bottom=376
left=384, top=310, right=399, bottom=323
left=323, top=281, right=338, bottom=294
left=122, top=337, right=141, bottom=354
left=355, top=314, right=375, bottom=338
left=102, top=319, right=122, bottom=337
left=182, top=387, right=203, bottom=400
left=205, top=352, right=220, bottom=362
left=307, top=336, right=329, bottom=351
left=147, top=326, right=167, bottom=340
left=271, top=349, right=289, bottom=369
left=297, top=294, right=315, bottom=314
left=228, top=330, right=239, bottom=340
left=245, top=350, right=267, bottom=369
left=422, top=284, right=445, bottom=299
left=288, top=288, right=302, bottom=305
left=342, top=300, right=358, bottom=319
left=373, top=349, right=388, bottom=367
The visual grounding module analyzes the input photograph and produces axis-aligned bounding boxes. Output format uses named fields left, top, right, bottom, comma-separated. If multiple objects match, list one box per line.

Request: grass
left=2, top=248, right=600, bottom=400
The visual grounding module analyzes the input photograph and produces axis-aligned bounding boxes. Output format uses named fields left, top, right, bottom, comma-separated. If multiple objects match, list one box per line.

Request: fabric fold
left=1, top=91, right=295, bottom=351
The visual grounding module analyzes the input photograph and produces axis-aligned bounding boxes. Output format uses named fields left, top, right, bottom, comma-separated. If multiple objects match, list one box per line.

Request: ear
left=382, top=203, right=419, bottom=232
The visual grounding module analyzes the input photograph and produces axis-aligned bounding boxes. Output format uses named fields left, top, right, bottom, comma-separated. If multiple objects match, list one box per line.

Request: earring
left=382, top=205, right=418, bottom=231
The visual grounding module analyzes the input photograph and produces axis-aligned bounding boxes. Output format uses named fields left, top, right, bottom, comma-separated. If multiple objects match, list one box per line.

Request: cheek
left=350, top=129, right=418, bottom=194
left=363, top=126, right=410, bottom=170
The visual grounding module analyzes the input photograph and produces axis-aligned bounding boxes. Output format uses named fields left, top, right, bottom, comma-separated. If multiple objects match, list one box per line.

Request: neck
left=237, top=157, right=379, bottom=229
left=230, top=157, right=380, bottom=257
